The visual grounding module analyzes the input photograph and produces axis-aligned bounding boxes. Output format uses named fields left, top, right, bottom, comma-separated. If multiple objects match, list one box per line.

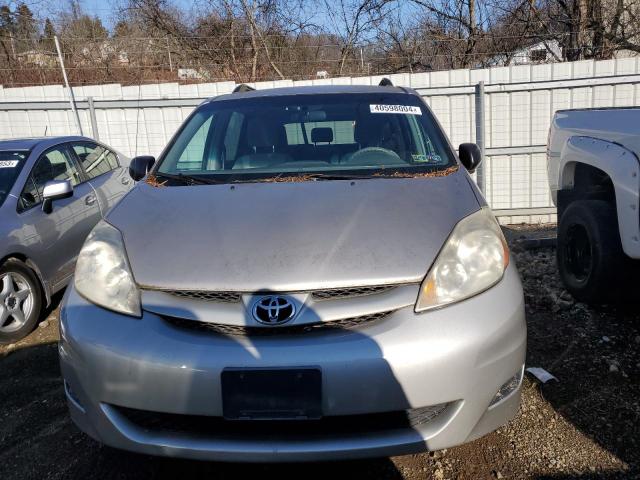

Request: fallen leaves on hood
left=145, top=174, right=167, bottom=187
left=373, top=165, right=459, bottom=178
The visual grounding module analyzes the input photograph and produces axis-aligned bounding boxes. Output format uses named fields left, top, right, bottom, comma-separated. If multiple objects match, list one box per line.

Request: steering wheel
left=346, top=147, right=402, bottom=165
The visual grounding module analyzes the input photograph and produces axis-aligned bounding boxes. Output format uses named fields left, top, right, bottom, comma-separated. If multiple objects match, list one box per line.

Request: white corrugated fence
left=2, top=57, right=640, bottom=222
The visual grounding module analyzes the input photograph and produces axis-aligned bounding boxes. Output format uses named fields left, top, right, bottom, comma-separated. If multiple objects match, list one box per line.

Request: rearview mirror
left=129, top=155, right=156, bottom=181
left=458, top=143, right=482, bottom=173
left=42, top=179, right=73, bottom=214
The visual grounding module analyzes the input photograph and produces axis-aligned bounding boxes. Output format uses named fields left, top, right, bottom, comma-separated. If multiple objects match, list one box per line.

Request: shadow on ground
left=1, top=228, right=639, bottom=479
left=0, top=341, right=407, bottom=479
left=534, top=301, right=640, bottom=475
left=510, top=232, right=640, bottom=479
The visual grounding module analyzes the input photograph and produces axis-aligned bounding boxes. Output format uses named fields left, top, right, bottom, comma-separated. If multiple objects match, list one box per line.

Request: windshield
left=0, top=151, right=28, bottom=207
left=156, top=93, right=456, bottom=183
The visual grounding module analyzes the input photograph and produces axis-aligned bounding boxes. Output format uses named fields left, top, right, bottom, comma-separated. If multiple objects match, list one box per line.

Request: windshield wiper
left=226, top=172, right=374, bottom=183
left=154, top=172, right=223, bottom=185
left=304, top=173, right=373, bottom=181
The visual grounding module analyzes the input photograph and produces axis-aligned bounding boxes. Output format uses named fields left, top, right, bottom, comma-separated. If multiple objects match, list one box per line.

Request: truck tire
left=0, top=259, right=43, bottom=344
left=557, top=200, right=629, bottom=304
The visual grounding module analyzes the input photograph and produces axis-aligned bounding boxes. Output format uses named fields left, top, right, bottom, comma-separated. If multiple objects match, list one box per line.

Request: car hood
left=107, top=171, right=480, bottom=291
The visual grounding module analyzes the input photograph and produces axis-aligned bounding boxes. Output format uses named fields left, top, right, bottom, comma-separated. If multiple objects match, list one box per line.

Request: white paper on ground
left=526, top=367, right=558, bottom=383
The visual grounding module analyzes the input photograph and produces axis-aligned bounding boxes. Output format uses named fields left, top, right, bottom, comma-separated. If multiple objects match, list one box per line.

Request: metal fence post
left=474, top=81, right=486, bottom=194
left=87, top=97, right=99, bottom=140
left=54, top=35, right=83, bottom=136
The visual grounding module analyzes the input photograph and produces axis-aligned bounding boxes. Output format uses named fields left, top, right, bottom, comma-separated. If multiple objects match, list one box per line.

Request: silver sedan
left=0, top=136, right=131, bottom=343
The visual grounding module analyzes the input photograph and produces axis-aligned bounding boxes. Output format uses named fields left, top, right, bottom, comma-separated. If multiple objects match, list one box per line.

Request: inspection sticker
left=370, top=104, right=422, bottom=115
left=0, top=160, right=19, bottom=168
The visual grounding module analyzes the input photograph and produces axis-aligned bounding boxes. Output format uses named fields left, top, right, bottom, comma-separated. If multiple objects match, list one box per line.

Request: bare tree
left=238, top=0, right=283, bottom=79
left=408, top=0, right=487, bottom=68
left=323, top=0, right=393, bottom=75
left=508, top=0, right=640, bottom=61
left=2, top=0, right=640, bottom=88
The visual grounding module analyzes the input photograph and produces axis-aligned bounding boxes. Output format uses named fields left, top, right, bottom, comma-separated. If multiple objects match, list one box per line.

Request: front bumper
left=59, top=263, right=526, bottom=462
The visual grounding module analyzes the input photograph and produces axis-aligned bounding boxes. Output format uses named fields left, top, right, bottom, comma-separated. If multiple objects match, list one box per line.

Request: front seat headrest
left=311, top=127, right=333, bottom=144
left=246, top=118, right=286, bottom=151
left=354, top=115, right=389, bottom=147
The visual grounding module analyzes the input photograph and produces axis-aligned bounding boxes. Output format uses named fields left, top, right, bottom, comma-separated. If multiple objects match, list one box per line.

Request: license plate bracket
left=221, top=368, right=322, bottom=420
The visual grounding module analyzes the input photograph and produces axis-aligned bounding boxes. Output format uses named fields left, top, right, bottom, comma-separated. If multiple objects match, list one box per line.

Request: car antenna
left=378, top=78, right=394, bottom=87
left=233, top=84, right=256, bottom=93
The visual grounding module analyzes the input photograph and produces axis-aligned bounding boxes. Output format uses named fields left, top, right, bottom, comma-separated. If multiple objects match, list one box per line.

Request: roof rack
left=378, top=78, right=394, bottom=87
left=232, top=84, right=256, bottom=93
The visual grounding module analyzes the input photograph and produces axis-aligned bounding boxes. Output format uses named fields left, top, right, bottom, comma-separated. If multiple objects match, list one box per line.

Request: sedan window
left=0, top=150, right=28, bottom=208
left=19, top=147, right=80, bottom=211
left=73, top=143, right=115, bottom=180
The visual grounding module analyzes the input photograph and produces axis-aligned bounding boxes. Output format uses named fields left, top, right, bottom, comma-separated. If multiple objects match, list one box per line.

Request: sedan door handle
left=85, top=194, right=97, bottom=206
left=121, top=177, right=131, bottom=185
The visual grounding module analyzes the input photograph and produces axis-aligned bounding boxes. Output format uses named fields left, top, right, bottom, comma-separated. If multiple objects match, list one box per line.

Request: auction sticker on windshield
left=0, top=160, right=19, bottom=168
left=370, top=104, right=422, bottom=115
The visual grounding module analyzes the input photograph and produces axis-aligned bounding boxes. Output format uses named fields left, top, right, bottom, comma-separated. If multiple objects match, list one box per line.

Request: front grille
left=312, top=285, right=398, bottom=300
left=114, top=403, right=449, bottom=438
left=155, top=284, right=400, bottom=304
left=164, top=290, right=242, bottom=303
left=163, top=310, right=394, bottom=337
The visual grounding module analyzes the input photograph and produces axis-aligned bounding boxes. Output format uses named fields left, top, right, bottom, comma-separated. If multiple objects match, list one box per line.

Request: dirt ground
left=1, top=225, right=639, bottom=479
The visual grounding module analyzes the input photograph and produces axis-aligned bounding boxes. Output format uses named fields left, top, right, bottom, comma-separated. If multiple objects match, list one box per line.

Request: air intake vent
left=312, top=285, right=397, bottom=300
left=160, top=284, right=400, bottom=303
left=166, top=290, right=242, bottom=303
left=163, top=310, right=395, bottom=337
left=112, top=402, right=449, bottom=437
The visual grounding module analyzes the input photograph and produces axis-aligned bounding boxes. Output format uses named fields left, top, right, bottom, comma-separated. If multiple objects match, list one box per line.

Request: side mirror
left=42, top=179, right=73, bottom=214
left=129, top=155, right=155, bottom=181
left=458, top=143, right=482, bottom=173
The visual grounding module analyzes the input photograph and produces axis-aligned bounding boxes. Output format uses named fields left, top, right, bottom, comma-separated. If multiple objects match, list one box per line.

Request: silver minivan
left=0, top=136, right=131, bottom=343
left=60, top=84, right=526, bottom=461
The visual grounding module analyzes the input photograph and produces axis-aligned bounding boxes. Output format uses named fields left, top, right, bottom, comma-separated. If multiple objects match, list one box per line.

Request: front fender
left=559, top=136, right=640, bottom=259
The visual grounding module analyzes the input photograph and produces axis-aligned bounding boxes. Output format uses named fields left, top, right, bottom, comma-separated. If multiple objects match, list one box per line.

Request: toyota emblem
left=252, top=296, right=296, bottom=325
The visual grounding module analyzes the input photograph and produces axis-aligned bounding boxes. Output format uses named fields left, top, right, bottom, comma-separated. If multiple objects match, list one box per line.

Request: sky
left=32, top=0, right=330, bottom=31
left=28, top=0, right=415, bottom=35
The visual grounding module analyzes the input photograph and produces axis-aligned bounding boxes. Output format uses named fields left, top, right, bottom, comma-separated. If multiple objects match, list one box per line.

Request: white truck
left=547, top=107, right=640, bottom=303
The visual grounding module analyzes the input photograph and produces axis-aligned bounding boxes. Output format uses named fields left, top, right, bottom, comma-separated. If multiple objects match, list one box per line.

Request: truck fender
left=559, top=136, right=640, bottom=258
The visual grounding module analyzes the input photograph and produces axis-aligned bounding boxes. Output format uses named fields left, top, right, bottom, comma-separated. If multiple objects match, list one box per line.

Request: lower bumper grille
left=113, top=403, right=449, bottom=438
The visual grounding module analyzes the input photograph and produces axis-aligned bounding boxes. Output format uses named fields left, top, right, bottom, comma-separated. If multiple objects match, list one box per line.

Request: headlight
left=415, top=207, right=509, bottom=312
left=74, top=220, right=141, bottom=317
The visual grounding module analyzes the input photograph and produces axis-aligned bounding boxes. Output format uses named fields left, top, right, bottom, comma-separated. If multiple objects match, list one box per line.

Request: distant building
left=488, top=40, right=562, bottom=67
left=80, top=42, right=130, bottom=65
left=16, top=50, right=58, bottom=67
left=488, top=39, right=638, bottom=67
left=511, top=41, right=562, bottom=65
left=178, top=68, right=205, bottom=80
left=613, top=49, right=640, bottom=59
left=117, top=50, right=129, bottom=65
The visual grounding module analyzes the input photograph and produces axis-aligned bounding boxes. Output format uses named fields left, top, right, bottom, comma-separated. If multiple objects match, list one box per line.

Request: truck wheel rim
left=0, top=272, right=34, bottom=333
left=564, top=224, right=593, bottom=283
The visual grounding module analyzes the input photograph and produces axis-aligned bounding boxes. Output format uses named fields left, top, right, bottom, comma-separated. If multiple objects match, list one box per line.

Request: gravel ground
left=1, top=224, right=639, bottom=479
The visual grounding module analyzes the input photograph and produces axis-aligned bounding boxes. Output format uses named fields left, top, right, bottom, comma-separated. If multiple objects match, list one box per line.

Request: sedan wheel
left=0, top=259, right=42, bottom=344
left=0, top=272, right=35, bottom=333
